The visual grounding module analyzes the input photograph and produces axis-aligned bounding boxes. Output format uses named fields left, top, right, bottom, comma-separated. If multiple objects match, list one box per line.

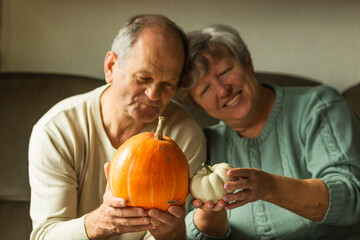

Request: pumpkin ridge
left=127, top=157, right=135, bottom=206
left=168, top=156, right=176, bottom=207
left=150, top=154, right=155, bottom=209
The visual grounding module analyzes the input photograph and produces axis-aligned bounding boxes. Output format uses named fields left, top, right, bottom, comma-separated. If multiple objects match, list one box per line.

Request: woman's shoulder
left=283, top=85, right=343, bottom=104
left=204, top=121, right=229, bottom=140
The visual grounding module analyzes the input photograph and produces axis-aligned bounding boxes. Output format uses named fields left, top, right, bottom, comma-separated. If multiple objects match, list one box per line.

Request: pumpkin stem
left=154, top=116, right=165, bottom=140
left=202, top=163, right=213, bottom=174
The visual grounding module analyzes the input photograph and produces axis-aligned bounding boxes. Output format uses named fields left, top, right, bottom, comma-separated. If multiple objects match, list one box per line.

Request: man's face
left=109, top=27, right=185, bottom=123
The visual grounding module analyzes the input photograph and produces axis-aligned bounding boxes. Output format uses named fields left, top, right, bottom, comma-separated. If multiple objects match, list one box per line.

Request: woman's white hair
left=185, top=24, right=251, bottom=88
left=176, top=24, right=251, bottom=105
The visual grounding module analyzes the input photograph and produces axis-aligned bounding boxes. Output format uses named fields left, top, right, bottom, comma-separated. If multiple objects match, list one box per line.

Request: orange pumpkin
left=108, top=116, right=190, bottom=211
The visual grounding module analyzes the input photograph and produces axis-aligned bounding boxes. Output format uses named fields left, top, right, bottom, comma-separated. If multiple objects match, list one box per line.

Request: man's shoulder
left=161, top=100, right=205, bottom=143
left=162, top=100, right=197, bottom=126
left=34, top=85, right=106, bottom=129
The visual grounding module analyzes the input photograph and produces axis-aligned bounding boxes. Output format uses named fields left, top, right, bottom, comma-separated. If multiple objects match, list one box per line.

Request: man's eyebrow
left=135, top=69, right=152, bottom=75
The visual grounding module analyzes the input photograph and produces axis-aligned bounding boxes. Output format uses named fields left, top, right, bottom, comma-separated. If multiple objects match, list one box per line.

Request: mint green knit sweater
left=186, top=85, right=360, bottom=240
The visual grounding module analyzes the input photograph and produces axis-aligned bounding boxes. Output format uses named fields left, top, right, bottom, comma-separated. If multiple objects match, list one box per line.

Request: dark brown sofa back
left=0, top=73, right=105, bottom=202
left=0, top=73, right=104, bottom=239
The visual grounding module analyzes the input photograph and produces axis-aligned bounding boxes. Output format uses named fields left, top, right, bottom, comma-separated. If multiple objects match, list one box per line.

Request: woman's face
left=189, top=52, right=259, bottom=125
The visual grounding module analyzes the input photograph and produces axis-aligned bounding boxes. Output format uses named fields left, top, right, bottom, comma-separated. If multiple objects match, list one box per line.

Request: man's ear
left=104, top=51, right=118, bottom=84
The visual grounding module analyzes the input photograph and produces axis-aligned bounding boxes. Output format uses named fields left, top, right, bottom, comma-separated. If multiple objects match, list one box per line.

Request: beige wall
left=1, top=0, right=359, bottom=92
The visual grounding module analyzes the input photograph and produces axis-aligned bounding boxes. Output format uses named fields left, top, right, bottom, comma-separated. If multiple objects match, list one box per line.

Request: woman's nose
left=215, top=81, right=231, bottom=98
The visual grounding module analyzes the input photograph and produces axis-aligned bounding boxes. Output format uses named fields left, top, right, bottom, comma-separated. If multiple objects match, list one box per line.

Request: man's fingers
left=112, top=207, right=149, bottom=218
left=148, top=208, right=169, bottom=224
left=150, top=217, right=162, bottom=227
left=112, top=223, right=155, bottom=234
left=167, top=205, right=186, bottom=218
left=115, top=216, right=151, bottom=226
left=104, top=189, right=128, bottom=208
left=147, top=206, right=183, bottom=225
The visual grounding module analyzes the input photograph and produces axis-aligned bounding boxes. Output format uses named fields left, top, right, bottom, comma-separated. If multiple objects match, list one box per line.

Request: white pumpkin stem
left=154, top=116, right=165, bottom=140
left=202, top=163, right=213, bottom=174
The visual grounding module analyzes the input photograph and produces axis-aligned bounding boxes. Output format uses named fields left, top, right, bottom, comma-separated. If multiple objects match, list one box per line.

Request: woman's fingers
left=193, top=199, right=226, bottom=212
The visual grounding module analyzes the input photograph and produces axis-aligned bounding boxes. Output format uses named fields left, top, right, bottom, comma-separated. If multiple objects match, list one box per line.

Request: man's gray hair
left=111, top=14, right=191, bottom=88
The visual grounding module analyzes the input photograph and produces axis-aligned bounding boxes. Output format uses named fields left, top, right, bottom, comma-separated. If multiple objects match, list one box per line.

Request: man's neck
left=100, top=86, right=145, bottom=149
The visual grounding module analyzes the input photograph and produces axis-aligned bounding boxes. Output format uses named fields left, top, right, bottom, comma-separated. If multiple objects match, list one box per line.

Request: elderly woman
left=181, top=24, right=360, bottom=239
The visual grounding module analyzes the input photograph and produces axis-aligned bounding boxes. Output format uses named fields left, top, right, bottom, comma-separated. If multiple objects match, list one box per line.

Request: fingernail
left=223, top=196, right=229, bottom=202
left=195, top=202, right=201, bottom=207
left=120, top=199, right=127, bottom=206
left=224, top=184, right=230, bottom=189
left=219, top=202, right=225, bottom=207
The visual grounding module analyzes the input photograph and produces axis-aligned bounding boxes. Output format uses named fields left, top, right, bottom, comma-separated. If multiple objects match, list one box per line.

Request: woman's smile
left=224, top=91, right=242, bottom=107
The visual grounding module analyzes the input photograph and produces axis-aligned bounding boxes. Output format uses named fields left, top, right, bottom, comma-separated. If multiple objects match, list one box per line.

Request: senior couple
left=29, top=14, right=360, bottom=239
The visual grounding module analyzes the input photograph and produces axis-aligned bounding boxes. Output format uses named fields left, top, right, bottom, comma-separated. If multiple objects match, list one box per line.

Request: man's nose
left=145, top=84, right=161, bottom=101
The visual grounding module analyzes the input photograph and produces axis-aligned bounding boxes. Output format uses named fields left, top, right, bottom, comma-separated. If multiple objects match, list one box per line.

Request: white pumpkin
left=190, top=163, right=236, bottom=203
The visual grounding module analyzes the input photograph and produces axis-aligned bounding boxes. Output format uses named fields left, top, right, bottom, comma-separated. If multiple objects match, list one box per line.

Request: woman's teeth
left=225, top=93, right=241, bottom=106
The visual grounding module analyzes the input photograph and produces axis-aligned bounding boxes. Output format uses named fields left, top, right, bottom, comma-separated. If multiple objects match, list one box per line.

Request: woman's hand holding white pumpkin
left=189, top=163, right=236, bottom=237
left=190, top=163, right=237, bottom=204
left=190, top=163, right=236, bottom=213
left=222, top=167, right=274, bottom=209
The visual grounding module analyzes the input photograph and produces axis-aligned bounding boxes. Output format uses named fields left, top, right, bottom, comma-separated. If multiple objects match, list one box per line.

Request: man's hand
left=147, top=205, right=187, bottom=240
left=84, top=163, right=155, bottom=239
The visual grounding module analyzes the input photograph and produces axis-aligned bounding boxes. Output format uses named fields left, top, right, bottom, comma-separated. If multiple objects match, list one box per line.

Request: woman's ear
left=104, top=51, right=118, bottom=84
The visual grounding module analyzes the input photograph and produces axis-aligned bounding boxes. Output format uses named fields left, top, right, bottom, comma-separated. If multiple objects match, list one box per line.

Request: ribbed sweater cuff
left=186, top=209, right=230, bottom=240
left=321, top=178, right=346, bottom=224
left=68, top=215, right=89, bottom=240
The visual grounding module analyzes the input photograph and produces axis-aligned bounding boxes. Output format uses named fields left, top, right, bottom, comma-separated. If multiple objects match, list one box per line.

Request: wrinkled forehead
left=194, top=45, right=234, bottom=78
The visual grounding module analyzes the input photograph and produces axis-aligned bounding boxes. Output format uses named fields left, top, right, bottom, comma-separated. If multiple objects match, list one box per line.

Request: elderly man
left=29, top=14, right=205, bottom=240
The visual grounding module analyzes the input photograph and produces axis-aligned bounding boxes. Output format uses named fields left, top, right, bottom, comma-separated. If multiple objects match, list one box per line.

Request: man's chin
left=132, top=110, right=161, bottom=123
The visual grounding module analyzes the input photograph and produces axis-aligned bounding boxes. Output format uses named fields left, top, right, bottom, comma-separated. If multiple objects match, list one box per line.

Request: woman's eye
left=219, top=67, right=232, bottom=77
left=200, top=85, right=210, bottom=96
